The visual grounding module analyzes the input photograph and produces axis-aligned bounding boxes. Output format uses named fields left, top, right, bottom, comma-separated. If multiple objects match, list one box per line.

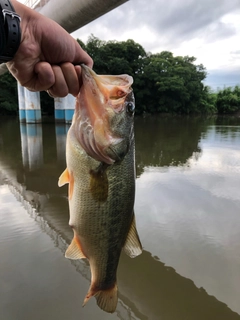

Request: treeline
left=0, top=35, right=240, bottom=115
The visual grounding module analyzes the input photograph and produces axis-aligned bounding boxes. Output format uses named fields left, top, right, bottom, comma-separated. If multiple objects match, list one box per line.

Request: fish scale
left=58, top=65, right=142, bottom=313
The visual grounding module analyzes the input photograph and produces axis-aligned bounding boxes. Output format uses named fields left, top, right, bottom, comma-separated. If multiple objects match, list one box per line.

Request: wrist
left=0, top=0, right=21, bottom=63
left=11, top=0, right=28, bottom=20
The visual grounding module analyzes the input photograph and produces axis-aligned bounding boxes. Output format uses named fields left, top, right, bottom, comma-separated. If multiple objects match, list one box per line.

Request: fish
left=58, top=64, right=142, bottom=313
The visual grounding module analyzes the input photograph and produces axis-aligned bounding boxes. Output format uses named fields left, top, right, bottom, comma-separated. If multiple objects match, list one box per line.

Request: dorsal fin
left=123, top=214, right=142, bottom=258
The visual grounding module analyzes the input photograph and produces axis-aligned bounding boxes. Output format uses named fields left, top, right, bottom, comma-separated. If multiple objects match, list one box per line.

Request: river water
left=0, top=115, right=240, bottom=320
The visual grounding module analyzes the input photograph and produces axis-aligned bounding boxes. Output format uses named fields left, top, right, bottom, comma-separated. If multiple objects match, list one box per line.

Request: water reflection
left=0, top=116, right=210, bottom=193
left=20, top=124, right=43, bottom=170
left=55, top=124, right=70, bottom=162
left=134, top=116, right=210, bottom=176
left=1, top=116, right=240, bottom=320
left=2, top=172, right=239, bottom=320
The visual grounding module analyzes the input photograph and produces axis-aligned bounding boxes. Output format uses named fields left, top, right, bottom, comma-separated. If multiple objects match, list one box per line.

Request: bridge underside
left=27, top=0, right=128, bottom=34
left=1, top=0, right=129, bottom=122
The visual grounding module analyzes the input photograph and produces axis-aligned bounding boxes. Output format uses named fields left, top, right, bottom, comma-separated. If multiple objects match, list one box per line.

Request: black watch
left=0, top=0, right=21, bottom=63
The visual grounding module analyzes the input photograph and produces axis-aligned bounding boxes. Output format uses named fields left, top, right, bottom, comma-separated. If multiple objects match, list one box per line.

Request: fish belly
left=66, top=126, right=135, bottom=310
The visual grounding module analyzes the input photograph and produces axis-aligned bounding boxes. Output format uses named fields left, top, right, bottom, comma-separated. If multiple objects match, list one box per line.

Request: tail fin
left=83, top=284, right=118, bottom=313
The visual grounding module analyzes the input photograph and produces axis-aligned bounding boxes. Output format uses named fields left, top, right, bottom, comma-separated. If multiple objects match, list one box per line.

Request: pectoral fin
left=123, top=214, right=142, bottom=258
left=58, top=168, right=70, bottom=187
left=65, top=232, right=86, bottom=260
left=58, top=168, right=74, bottom=200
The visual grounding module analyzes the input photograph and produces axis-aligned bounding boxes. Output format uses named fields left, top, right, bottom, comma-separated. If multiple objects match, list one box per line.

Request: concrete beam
left=39, top=0, right=128, bottom=33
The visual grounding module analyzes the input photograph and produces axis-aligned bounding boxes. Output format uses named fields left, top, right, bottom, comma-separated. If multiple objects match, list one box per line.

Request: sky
left=20, top=0, right=240, bottom=90
left=70, top=0, right=240, bottom=90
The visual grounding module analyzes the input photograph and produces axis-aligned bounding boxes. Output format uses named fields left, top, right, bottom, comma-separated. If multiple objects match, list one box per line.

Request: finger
left=74, top=44, right=93, bottom=68
left=61, top=62, right=80, bottom=96
left=46, top=90, right=55, bottom=98
left=75, top=65, right=83, bottom=90
left=50, top=65, right=69, bottom=97
left=34, top=62, right=55, bottom=91
left=85, top=54, right=94, bottom=68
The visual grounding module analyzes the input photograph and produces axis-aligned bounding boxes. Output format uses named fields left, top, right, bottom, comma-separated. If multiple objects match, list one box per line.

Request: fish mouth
left=74, top=65, right=133, bottom=164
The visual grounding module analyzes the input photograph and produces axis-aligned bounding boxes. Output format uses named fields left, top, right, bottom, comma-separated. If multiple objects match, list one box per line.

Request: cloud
left=73, top=0, right=240, bottom=48
left=204, top=68, right=240, bottom=89
left=203, top=21, right=236, bottom=44
left=230, top=50, right=240, bottom=55
left=71, top=0, right=240, bottom=88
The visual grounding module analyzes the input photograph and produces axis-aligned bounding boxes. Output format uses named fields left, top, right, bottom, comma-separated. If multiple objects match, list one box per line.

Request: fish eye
left=126, top=102, right=135, bottom=114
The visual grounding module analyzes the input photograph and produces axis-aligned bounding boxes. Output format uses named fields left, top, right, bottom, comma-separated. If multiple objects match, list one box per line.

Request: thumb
left=73, top=43, right=93, bottom=68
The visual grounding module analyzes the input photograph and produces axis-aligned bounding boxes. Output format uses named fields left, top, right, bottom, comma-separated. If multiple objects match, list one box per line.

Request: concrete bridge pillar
left=54, top=97, right=65, bottom=122
left=54, top=95, right=75, bottom=123
left=24, top=89, right=42, bottom=123
left=65, top=94, right=75, bottom=123
left=18, top=86, right=75, bottom=124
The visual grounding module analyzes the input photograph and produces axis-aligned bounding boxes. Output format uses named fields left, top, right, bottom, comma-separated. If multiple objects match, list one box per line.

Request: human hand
left=6, top=0, right=93, bottom=97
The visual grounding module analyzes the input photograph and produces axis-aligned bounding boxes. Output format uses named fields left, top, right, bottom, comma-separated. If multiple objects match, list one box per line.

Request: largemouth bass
left=58, top=64, right=142, bottom=313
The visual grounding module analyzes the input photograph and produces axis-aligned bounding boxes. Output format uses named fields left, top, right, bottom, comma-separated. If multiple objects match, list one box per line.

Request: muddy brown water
left=0, top=115, right=240, bottom=320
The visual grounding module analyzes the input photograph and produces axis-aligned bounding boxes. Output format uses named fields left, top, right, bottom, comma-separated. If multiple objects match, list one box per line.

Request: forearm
left=2, top=0, right=93, bottom=96
left=11, top=0, right=28, bottom=17
left=11, top=0, right=39, bottom=33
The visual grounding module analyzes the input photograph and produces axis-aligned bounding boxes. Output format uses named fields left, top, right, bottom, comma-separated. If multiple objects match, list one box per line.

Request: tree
left=140, top=52, right=210, bottom=114
left=81, top=35, right=147, bottom=76
left=79, top=35, right=149, bottom=114
left=79, top=36, right=212, bottom=114
left=216, top=86, right=240, bottom=114
left=0, top=71, right=18, bottom=114
left=0, top=35, right=224, bottom=116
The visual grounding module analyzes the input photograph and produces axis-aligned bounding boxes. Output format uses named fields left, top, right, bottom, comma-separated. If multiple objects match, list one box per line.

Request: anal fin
left=65, top=232, right=86, bottom=260
left=123, top=214, right=142, bottom=258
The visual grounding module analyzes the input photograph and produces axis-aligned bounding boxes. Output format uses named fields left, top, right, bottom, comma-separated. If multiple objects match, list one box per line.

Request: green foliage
left=198, top=86, right=217, bottom=114
left=0, top=71, right=18, bottom=114
left=80, top=35, right=215, bottom=115
left=138, top=52, right=208, bottom=114
left=216, top=86, right=240, bottom=114
left=1, top=35, right=238, bottom=116
left=83, top=34, right=147, bottom=75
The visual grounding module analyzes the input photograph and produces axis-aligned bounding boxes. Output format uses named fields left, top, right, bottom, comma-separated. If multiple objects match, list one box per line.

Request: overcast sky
left=71, top=0, right=240, bottom=90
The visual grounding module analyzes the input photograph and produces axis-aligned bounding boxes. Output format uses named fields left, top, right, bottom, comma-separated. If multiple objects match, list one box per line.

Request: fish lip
left=76, top=65, right=133, bottom=164
left=80, top=64, right=107, bottom=107
left=81, top=64, right=133, bottom=97
left=81, top=64, right=99, bottom=87
left=81, top=64, right=95, bottom=79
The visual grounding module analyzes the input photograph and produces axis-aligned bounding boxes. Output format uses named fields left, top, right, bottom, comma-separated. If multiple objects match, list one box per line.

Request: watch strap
left=0, top=0, right=21, bottom=63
